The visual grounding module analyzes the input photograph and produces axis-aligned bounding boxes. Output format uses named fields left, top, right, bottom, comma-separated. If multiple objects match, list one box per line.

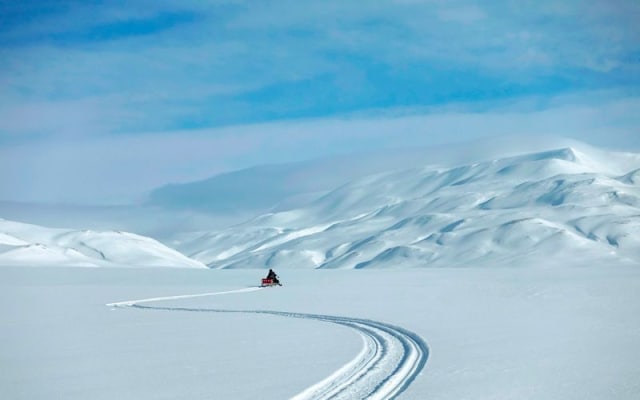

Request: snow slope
left=172, top=146, right=640, bottom=269
left=0, top=219, right=206, bottom=268
left=147, top=135, right=581, bottom=216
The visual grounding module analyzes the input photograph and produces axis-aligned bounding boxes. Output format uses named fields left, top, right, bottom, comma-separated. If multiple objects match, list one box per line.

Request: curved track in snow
left=107, top=288, right=428, bottom=400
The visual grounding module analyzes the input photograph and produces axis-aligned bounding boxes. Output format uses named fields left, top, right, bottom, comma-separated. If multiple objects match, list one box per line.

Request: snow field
left=2, top=266, right=639, bottom=399
left=122, top=303, right=428, bottom=400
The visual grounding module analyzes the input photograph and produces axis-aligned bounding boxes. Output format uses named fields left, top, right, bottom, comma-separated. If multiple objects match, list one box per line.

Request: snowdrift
left=0, top=219, right=206, bottom=268
left=172, top=147, right=640, bottom=269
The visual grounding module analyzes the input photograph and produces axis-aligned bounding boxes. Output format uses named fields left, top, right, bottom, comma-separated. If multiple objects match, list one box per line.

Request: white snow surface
left=172, top=146, right=640, bottom=269
left=1, top=267, right=638, bottom=399
left=0, top=219, right=206, bottom=268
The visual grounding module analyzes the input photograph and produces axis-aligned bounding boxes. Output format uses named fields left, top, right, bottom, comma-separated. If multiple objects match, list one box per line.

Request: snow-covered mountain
left=147, top=135, right=579, bottom=216
left=0, top=135, right=587, bottom=236
left=171, top=146, right=640, bottom=269
left=0, top=219, right=206, bottom=268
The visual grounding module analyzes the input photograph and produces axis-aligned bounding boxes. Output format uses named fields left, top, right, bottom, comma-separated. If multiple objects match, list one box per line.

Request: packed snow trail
left=107, top=288, right=428, bottom=399
left=105, top=286, right=262, bottom=307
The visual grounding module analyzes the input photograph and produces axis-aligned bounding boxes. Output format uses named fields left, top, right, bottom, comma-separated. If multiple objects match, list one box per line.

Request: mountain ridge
left=171, top=146, right=640, bottom=269
left=2, top=144, right=638, bottom=269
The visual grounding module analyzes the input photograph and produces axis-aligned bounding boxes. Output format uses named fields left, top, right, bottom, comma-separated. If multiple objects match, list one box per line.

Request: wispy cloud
left=1, top=10, right=199, bottom=47
left=1, top=0, right=638, bottom=139
left=0, top=1, right=638, bottom=203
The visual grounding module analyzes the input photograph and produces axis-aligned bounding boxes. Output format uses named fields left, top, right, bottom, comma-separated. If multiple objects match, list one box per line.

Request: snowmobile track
left=107, top=288, right=428, bottom=399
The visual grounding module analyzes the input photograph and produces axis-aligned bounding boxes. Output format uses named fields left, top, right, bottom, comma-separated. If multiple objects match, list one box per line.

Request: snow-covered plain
left=1, top=266, right=639, bottom=399
left=1, top=143, right=639, bottom=399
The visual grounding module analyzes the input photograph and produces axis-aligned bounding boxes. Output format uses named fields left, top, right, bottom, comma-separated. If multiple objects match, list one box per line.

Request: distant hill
left=170, top=146, right=640, bottom=269
left=0, top=219, right=206, bottom=268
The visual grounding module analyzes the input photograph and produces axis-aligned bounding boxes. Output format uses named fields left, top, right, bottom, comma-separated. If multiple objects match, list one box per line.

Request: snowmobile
left=262, top=269, right=282, bottom=287
left=261, top=277, right=282, bottom=287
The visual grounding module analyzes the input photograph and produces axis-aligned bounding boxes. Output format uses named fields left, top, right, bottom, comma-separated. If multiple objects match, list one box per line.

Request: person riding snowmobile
left=266, top=268, right=281, bottom=286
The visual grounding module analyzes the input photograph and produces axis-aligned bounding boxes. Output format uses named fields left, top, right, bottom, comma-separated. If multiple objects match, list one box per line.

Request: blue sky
left=0, top=0, right=639, bottom=203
